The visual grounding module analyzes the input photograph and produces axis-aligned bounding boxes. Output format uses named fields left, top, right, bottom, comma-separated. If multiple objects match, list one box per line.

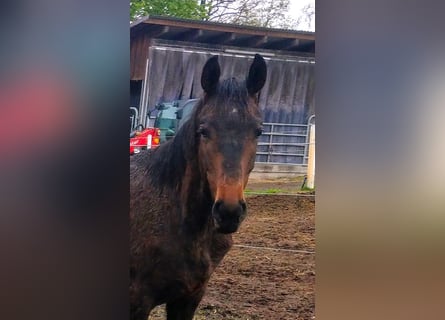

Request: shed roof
left=131, top=15, right=315, bottom=53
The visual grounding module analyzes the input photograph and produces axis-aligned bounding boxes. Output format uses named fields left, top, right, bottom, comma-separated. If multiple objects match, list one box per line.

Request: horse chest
left=176, top=240, right=215, bottom=284
left=179, top=252, right=213, bottom=292
left=159, top=234, right=230, bottom=295
left=146, top=242, right=214, bottom=301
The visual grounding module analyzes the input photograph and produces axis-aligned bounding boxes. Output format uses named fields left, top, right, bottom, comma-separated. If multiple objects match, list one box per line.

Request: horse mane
left=145, top=77, right=251, bottom=193
left=144, top=101, right=201, bottom=193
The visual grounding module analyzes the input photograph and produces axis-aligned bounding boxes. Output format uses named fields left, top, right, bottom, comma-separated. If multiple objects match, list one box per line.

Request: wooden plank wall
left=130, top=32, right=151, bottom=80
left=144, top=46, right=315, bottom=125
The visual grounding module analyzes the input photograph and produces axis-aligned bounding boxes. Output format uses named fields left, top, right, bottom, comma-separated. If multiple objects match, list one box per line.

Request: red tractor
left=129, top=125, right=161, bottom=155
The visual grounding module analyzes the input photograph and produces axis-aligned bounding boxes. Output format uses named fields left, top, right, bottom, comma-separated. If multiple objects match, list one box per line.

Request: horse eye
left=255, top=128, right=263, bottom=137
left=197, top=127, right=210, bottom=139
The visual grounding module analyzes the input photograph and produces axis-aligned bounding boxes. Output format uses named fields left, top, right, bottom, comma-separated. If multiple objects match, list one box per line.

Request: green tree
left=130, top=0, right=208, bottom=22
left=201, top=0, right=293, bottom=29
left=131, top=0, right=313, bottom=31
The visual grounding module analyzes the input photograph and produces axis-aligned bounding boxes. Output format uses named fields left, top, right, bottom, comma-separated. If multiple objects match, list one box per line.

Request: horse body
left=130, top=54, right=267, bottom=320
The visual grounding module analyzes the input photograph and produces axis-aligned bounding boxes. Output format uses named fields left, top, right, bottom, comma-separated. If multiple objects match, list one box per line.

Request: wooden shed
left=130, top=15, right=315, bottom=165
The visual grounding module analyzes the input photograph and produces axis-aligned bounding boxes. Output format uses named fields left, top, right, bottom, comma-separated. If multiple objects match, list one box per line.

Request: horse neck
left=179, top=161, right=214, bottom=232
left=152, top=119, right=214, bottom=233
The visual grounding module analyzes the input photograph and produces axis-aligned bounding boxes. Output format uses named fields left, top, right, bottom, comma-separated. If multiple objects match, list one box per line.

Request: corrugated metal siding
left=143, top=45, right=314, bottom=126
left=261, top=58, right=315, bottom=124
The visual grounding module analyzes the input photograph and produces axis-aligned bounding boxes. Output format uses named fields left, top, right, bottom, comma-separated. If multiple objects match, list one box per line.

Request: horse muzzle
left=212, top=200, right=247, bottom=234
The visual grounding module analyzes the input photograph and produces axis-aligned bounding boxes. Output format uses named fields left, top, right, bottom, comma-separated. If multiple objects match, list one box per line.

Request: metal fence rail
left=256, top=118, right=314, bottom=166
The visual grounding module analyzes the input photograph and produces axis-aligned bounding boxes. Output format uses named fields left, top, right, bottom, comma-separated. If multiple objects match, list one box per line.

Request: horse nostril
left=239, top=200, right=247, bottom=212
left=213, top=200, right=223, bottom=212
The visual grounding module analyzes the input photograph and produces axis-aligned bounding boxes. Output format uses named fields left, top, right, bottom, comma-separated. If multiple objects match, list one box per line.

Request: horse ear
left=246, top=54, right=267, bottom=95
left=201, top=56, right=221, bottom=94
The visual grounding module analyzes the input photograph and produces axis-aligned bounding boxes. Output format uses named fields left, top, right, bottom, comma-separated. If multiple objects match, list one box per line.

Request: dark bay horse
left=130, top=54, right=267, bottom=320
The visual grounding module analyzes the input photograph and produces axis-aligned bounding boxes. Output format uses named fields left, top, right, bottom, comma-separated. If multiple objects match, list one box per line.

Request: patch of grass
left=300, top=186, right=315, bottom=192
left=264, top=188, right=281, bottom=194
left=245, top=188, right=283, bottom=194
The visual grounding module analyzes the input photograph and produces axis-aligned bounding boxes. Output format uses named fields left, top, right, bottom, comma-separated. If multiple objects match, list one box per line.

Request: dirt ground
left=149, top=187, right=315, bottom=320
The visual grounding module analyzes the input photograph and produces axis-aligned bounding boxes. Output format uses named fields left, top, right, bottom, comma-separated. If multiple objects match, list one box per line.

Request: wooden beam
left=136, top=15, right=315, bottom=41
left=262, top=38, right=299, bottom=50
left=279, top=39, right=300, bottom=50
left=144, top=25, right=170, bottom=38
left=205, top=32, right=236, bottom=44
left=231, top=35, right=268, bottom=48
left=175, top=29, right=204, bottom=42
left=292, top=41, right=315, bottom=53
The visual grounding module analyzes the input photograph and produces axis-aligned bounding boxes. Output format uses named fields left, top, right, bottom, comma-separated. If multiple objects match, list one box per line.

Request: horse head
left=194, top=54, right=267, bottom=234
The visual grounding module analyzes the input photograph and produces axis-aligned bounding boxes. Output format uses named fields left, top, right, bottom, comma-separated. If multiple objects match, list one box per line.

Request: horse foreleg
left=130, top=302, right=149, bottom=320
left=130, top=285, right=153, bottom=320
left=166, top=291, right=205, bottom=320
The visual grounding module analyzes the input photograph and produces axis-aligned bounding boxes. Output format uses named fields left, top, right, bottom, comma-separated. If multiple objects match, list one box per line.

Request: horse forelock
left=215, top=78, right=247, bottom=111
left=200, top=77, right=261, bottom=122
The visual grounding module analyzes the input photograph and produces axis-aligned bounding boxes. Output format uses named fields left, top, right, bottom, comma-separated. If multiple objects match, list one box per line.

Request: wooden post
left=306, top=124, right=315, bottom=189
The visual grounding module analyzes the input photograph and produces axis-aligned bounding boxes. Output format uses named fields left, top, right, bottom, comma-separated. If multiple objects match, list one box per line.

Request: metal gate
left=256, top=116, right=315, bottom=166
left=130, top=107, right=139, bottom=131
